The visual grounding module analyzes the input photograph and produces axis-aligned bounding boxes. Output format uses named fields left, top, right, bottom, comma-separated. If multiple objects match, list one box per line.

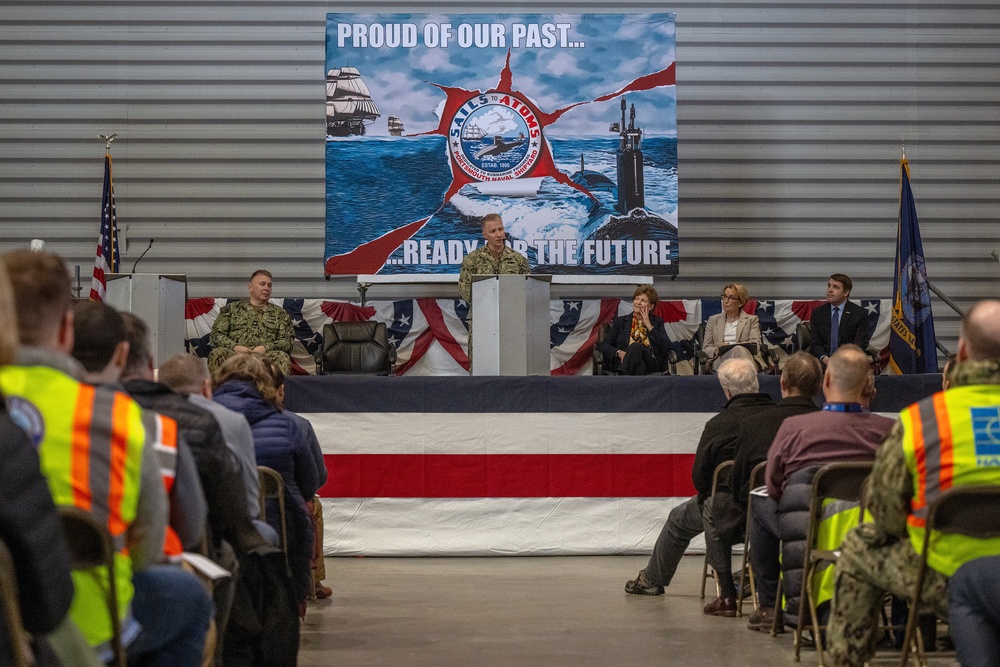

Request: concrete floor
left=298, top=555, right=815, bottom=667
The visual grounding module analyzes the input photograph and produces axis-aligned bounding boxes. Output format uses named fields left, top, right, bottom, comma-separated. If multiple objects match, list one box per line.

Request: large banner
left=324, top=14, right=678, bottom=277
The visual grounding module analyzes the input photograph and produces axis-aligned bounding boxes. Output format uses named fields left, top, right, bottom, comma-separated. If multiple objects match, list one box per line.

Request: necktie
left=830, top=306, right=841, bottom=354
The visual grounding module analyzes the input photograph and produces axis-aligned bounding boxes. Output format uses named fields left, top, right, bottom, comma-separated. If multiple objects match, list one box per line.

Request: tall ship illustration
left=387, top=115, right=405, bottom=136
left=326, top=67, right=380, bottom=137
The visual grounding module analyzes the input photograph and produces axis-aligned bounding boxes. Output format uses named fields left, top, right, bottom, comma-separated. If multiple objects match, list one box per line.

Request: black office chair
left=319, top=320, right=396, bottom=375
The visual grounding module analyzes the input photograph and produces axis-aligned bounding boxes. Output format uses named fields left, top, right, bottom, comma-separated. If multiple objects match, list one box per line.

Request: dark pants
left=615, top=342, right=661, bottom=376
left=949, top=556, right=1000, bottom=667
left=748, top=494, right=781, bottom=607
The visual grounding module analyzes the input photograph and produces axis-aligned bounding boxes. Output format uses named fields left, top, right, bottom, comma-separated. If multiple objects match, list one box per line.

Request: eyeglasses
left=720, top=295, right=739, bottom=302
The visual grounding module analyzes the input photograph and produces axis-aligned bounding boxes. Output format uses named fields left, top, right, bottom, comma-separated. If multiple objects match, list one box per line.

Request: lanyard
left=822, top=402, right=867, bottom=413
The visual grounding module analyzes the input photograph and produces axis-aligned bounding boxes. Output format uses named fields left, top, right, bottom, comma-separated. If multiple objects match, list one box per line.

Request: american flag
left=89, top=153, right=119, bottom=302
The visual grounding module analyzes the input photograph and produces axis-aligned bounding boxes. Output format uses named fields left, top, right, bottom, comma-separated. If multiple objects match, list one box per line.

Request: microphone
left=130, top=238, right=154, bottom=276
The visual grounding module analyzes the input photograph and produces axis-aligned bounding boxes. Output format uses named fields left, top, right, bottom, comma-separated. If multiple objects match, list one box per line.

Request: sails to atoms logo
left=448, top=92, right=542, bottom=182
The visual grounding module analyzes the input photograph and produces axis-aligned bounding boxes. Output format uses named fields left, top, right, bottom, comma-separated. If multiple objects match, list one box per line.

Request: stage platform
left=286, top=373, right=941, bottom=557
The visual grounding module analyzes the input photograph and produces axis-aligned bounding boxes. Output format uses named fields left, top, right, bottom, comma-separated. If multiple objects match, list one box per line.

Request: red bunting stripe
left=318, top=453, right=696, bottom=499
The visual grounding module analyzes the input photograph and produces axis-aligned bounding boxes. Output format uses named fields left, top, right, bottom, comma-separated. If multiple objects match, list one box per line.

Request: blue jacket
left=213, top=380, right=320, bottom=602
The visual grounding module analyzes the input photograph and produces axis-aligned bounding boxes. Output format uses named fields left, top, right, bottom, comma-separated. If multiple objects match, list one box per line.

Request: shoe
left=703, top=596, right=737, bottom=617
left=314, top=583, right=333, bottom=599
left=624, top=569, right=664, bottom=596
left=747, top=606, right=780, bottom=632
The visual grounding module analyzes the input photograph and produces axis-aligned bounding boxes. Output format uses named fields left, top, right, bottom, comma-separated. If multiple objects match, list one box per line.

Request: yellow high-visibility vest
left=0, top=365, right=147, bottom=646
left=900, top=385, right=1000, bottom=577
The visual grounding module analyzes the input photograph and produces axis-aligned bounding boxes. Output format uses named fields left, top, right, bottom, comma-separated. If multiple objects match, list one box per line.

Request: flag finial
left=98, top=133, right=118, bottom=152
left=901, top=136, right=906, bottom=161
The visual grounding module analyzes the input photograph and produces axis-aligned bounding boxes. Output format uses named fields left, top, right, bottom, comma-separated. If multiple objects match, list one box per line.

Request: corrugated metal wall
left=2, top=1, right=998, bottom=355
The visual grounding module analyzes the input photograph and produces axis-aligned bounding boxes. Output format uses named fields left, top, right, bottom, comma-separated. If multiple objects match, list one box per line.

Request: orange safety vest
left=142, top=410, right=182, bottom=556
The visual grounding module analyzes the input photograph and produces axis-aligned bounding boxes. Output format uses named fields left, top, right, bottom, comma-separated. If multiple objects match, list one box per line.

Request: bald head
left=158, top=354, right=211, bottom=395
left=824, top=345, right=872, bottom=401
left=959, top=300, right=1000, bottom=361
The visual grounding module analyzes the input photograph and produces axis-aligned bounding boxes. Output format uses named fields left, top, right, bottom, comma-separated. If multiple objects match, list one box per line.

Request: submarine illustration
left=474, top=135, right=527, bottom=159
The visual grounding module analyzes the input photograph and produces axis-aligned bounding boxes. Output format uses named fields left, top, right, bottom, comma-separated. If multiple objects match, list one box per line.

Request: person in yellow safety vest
left=826, top=299, right=1000, bottom=667
left=71, top=299, right=207, bottom=557
left=0, top=250, right=212, bottom=666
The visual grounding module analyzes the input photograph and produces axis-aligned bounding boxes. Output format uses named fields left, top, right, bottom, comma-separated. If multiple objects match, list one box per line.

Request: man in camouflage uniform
left=209, top=269, right=294, bottom=374
left=826, top=299, right=1000, bottom=666
left=457, top=213, right=530, bottom=365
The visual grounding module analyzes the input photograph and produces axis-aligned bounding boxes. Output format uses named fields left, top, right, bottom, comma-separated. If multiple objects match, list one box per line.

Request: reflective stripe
left=932, top=392, right=954, bottom=492
left=909, top=402, right=928, bottom=512
left=71, top=384, right=94, bottom=510
left=107, top=393, right=131, bottom=538
left=821, top=499, right=859, bottom=520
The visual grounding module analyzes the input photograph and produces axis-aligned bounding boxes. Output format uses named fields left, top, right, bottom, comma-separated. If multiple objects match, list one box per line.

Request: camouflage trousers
left=208, top=347, right=291, bottom=375
left=826, top=523, right=949, bottom=667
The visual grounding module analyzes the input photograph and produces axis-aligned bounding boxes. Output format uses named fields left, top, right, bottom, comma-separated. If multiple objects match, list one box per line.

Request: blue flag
left=889, top=158, right=937, bottom=374
left=89, top=153, right=119, bottom=302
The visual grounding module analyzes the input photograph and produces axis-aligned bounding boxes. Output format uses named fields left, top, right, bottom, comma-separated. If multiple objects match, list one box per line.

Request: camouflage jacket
left=457, top=245, right=530, bottom=303
left=867, top=359, right=1000, bottom=545
left=210, top=300, right=294, bottom=354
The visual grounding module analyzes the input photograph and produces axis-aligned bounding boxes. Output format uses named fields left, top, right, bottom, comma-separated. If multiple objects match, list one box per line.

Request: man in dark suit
left=809, top=273, right=871, bottom=365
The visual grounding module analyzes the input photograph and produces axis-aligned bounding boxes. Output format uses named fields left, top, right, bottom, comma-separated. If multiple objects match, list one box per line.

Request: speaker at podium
left=470, top=273, right=551, bottom=376
left=105, top=273, right=187, bottom=368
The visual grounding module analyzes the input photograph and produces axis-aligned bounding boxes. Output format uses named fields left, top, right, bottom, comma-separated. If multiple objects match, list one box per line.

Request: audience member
left=266, top=361, right=332, bottom=599
left=826, top=300, right=1000, bottom=667
left=730, top=352, right=822, bottom=508
left=625, top=357, right=773, bottom=613
left=0, top=263, right=85, bottom=667
left=702, top=283, right=766, bottom=372
left=598, top=285, right=673, bottom=375
left=209, top=269, right=294, bottom=374
left=72, top=300, right=207, bottom=555
left=157, top=353, right=275, bottom=544
left=808, top=274, right=871, bottom=365
left=746, top=345, right=894, bottom=633
left=947, top=555, right=1000, bottom=667
left=941, top=352, right=957, bottom=391
left=212, top=354, right=321, bottom=608
left=0, top=250, right=211, bottom=666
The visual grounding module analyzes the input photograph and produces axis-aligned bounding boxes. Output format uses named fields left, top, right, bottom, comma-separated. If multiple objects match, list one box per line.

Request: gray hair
left=717, top=357, right=759, bottom=396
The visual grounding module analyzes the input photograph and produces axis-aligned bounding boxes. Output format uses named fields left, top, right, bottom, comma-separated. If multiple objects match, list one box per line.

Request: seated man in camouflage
left=209, top=269, right=294, bottom=374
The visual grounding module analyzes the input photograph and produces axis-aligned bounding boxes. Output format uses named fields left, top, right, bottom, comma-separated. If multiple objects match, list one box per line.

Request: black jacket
left=731, top=396, right=820, bottom=508
left=809, top=301, right=870, bottom=358
left=597, top=313, right=672, bottom=373
left=691, top=392, right=775, bottom=502
left=777, top=466, right=820, bottom=623
left=123, top=379, right=264, bottom=555
left=0, top=409, right=74, bottom=636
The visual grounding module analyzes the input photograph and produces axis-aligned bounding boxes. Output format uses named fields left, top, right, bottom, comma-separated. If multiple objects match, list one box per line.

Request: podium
left=471, top=274, right=551, bottom=376
left=106, top=274, right=187, bottom=367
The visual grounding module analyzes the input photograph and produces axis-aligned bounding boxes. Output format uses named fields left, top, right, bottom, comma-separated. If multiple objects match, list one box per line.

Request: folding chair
left=737, top=461, right=768, bottom=617
left=58, top=506, right=125, bottom=667
left=0, top=536, right=29, bottom=667
left=701, top=460, right=734, bottom=599
left=899, top=485, right=1000, bottom=667
left=796, top=461, right=873, bottom=665
left=258, top=466, right=290, bottom=574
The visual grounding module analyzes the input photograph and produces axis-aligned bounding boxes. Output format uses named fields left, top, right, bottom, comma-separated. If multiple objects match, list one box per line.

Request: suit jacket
left=597, top=313, right=671, bottom=372
left=809, top=300, right=870, bottom=358
left=703, top=311, right=765, bottom=371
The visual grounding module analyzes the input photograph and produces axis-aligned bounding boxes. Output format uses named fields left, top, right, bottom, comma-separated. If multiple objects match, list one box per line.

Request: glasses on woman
left=720, top=295, right=738, bottom=301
